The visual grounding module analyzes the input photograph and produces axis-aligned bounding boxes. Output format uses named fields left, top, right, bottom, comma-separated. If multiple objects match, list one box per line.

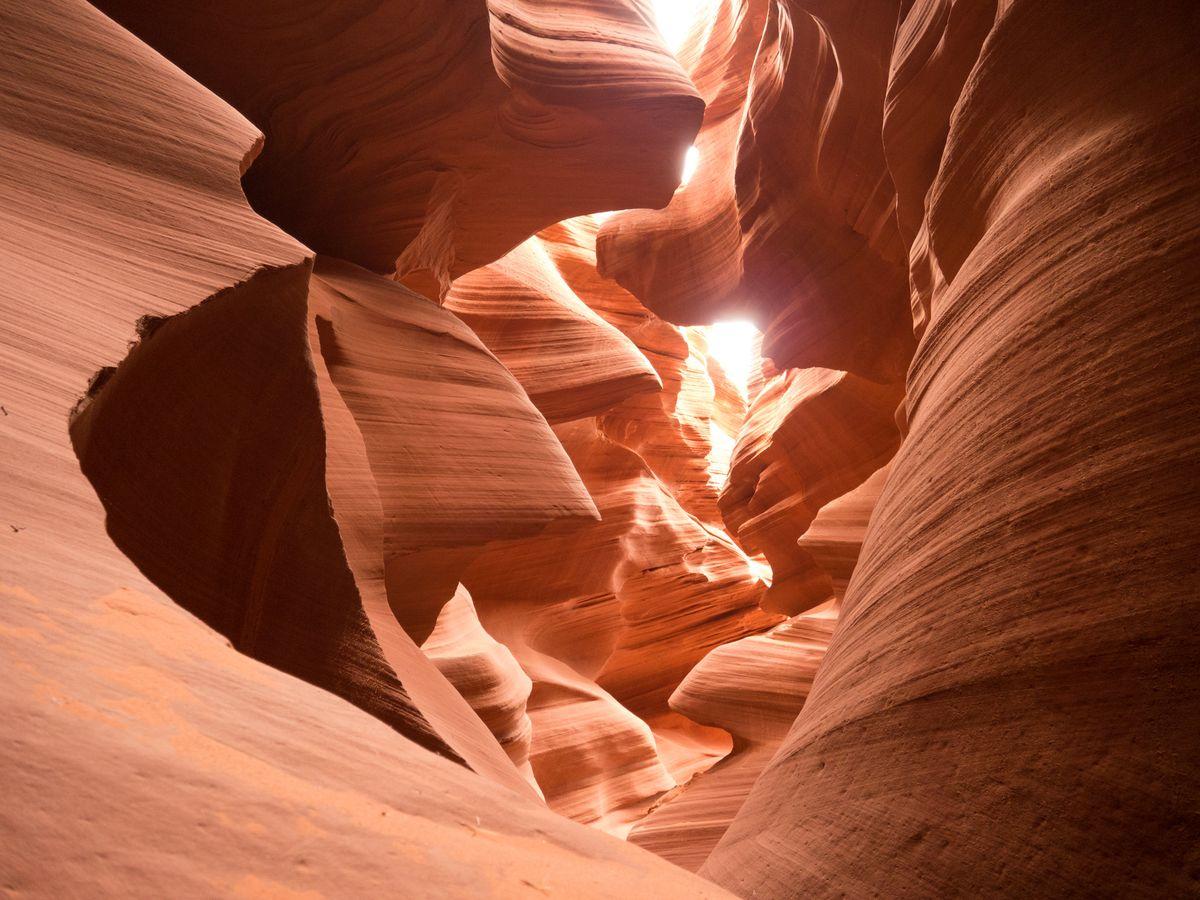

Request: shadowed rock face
left=0, top=0, right=729, bottom=892
left=629, top=604, right=837, bottom=870
left=3, top=0, right=1198, bottom=896
left=719, top=368, right=902, bottom=615
left=92, top=0, right=703, bottom=290
left=596, top=0, right=915, bottom=381
left=701, top=1, right=1200, bottom=896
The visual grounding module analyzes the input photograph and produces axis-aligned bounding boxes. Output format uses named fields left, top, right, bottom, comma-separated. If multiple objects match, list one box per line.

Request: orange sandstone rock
left=705, top=2, right=1200, bottom=895
left=598, top=0, right=914, bottom=380
left=630, top=606, right=836, bottom=870
left=720, top=367, right=902, bottom=614
left=94, top=0, right=703, bottom=289
left=445, top=237, right=661, bottom=424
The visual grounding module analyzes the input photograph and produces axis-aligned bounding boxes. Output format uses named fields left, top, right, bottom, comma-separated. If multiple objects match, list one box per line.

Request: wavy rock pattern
left=720, top=368, right=902, bottom=614
left=312, top=256, right=598, bottom=645
left=629, top=606, right=835, bottom=870
left=704, top=2, right=1200, bottom=896
left=421, top=586, right=539, bottom=789
left=796, top=464, right=891, bottom=599
left=546, top=217, right=729, bottom=526
left=6, top=0, right=1198, bottom=895
left=93, top=0, right=703, bottom=289
left=8, top=0, right=596, bottom=802
left=461, top=416, right=779, bottom=828
left=597, top=0, right=914, bottom=379
left=445, top=237, right=661, bottom=423
left=0, top=0, right=732, bottom=892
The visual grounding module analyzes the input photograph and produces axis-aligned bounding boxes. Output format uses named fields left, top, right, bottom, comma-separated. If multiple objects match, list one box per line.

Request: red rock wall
left=703, top=1, right=1200, bottom=895
left=93, top=0, right=702, bottom=290
left=0, top=0, right=736, bottom=892
left=4, top=0, right=1196, bottom=895
left=597, top=0, right=915, bottom=380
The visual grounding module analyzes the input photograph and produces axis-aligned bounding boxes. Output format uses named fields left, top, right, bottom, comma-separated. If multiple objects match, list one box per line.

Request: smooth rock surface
left=704, top=2, right=1200, bottom=895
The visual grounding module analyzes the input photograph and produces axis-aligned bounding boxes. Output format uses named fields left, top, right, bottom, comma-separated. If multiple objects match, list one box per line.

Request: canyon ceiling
left=1, top=0, right=1197, bottom=897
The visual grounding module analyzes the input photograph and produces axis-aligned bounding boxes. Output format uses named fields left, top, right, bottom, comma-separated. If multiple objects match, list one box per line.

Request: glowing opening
left=702, top=319, right=761, bottom=495
left=705, top=320, right=759, bottom=396
left=650, top=0, right=712, bottom=54
left=680, top=145, right=700, bottom=187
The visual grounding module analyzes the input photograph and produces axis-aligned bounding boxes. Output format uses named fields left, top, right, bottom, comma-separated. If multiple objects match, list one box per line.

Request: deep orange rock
left=421, top=586, right=540, bottom=790
left=93, top=0, right=703, bottom=289
left=0, top=583, right=733, bottom=897
left=705, top=2, right=1200, bottom=895
left=796, top=464, right=891, bottom=600
left=311, top=256, right=599, bottom=645
left=719, top=367, right=902, bottom=614
left=6, top=0, right=1198, bottom=895
left=545, top=216, right=730, bottom=527
left=459, top=417, right=780, bottom=826
left=630, top=605, right=835, bottom=870
left=597, top=0, right=914, bottom=380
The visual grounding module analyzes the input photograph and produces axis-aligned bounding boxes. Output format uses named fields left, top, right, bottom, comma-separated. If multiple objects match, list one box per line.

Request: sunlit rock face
left=597, top=0, right=915, bottom=381
left=3, top=0, right=1197, bottom=896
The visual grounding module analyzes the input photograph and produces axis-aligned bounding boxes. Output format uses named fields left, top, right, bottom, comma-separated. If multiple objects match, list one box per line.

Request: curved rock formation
left=704, top=2, right=1200, bottom=895
left=520, top=640, right=678, bottom=836
left=469, top=419, right=778, bottom=718
left=421, top=586, right=539, bottom=789
left=597, top=0, right=915, bottom=379
left=629, top=605, right=835, bottom=870
left=459, top=417, right=779, bottom=826
left=0, top=583, right=731, bottom=897
left=6, top=0, right=1198, bottom=895
left=4, top=0, right=570, bottom=801
left=445, top=237, right=661, bottom=423
left=546, top=216, right=729, bottom=526
left=719, top=367, right=902, bottom=613
left=93, top=0, right=703, bottom=289
left=796, top=464, right=891, bottom=599
left=311, top=256, right=599, bottom=644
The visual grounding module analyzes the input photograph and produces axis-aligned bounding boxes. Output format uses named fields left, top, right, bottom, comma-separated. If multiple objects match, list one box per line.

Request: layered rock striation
left=703, top=2, right=1200, bottom=896
left=4, top=0, right=1197, bottom=897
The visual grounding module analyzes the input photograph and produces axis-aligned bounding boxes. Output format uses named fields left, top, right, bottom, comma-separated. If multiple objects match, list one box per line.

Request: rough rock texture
left=704, top=2, right=1200, bottom=896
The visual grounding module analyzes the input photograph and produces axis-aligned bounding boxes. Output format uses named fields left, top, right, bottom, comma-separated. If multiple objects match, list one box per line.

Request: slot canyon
left=1, top=0, right=1197, bottom=896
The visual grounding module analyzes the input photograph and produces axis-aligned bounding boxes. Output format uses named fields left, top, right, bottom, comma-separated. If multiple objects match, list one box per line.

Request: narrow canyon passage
left=1, top=1, right=1197, bottom=898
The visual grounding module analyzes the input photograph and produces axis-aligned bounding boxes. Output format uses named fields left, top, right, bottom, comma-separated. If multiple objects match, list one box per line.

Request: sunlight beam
left=705, top=320, right=759, bottom=396
left=649, top=0, right=712, bottom=54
